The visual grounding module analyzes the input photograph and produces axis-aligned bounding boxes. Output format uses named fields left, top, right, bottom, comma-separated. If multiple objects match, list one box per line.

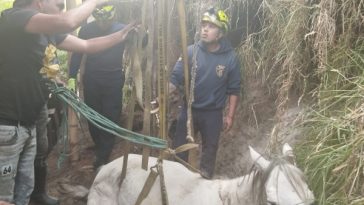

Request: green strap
left=49, top=83, right=167, bottom=149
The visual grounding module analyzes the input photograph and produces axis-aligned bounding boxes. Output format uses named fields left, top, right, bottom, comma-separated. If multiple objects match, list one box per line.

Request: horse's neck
left=218, top=172, right=256, bottom=205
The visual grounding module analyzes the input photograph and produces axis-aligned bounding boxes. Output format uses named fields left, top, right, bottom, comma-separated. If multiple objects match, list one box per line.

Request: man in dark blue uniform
left=68, top=4, right=127, bottom=171
left=170, top=7, right=241, bottom=179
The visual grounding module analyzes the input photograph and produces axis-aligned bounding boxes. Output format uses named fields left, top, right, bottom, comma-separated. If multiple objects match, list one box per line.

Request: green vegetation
left=239, top=0, right=364, bottom=204
left=298, top=39, right=364, bottom=205
left=57, top=50, right=69, bottom=81
left=0, top=0, right=13, bottom=12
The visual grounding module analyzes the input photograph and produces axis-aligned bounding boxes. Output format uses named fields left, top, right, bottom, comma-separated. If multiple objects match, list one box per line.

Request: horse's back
left=88, top=154, right=221, bottom=205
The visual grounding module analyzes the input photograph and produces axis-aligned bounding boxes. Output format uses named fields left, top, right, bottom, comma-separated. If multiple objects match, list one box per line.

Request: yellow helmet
left=92, top=4, right=116, bottom=21
left=201, top=7, right=229, bottom=33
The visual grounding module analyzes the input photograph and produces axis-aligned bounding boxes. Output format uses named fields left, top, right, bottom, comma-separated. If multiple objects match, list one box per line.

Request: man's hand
left=67, top=78, right=76, bottom=91
left=223, top=115, right=233, bottom=131
left=119, top=21, right=140, bottom=42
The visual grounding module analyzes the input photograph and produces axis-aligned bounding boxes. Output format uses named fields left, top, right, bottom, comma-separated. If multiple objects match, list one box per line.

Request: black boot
left=31, top=164, right=60, bottom=205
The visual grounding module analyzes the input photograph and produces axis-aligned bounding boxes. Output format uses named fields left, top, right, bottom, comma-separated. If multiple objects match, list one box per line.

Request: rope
left=57, top=104, right=69, bottom=168
left=48, top=83, right=167, bottom=149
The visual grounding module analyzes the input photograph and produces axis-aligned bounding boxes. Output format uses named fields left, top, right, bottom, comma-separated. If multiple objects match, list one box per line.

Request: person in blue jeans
left=170, top=7, right=241, bottom=179
left=68, top=4, right=127, bottom=171
left=0, top=0, right=137, bottom=203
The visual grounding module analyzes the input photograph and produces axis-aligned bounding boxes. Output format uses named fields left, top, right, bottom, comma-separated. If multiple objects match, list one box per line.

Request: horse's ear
left=282, top=143, right=296, bottom=164
left=282, top=143, right=293, bottom=156
left=249, top=146, right=270, bottom=170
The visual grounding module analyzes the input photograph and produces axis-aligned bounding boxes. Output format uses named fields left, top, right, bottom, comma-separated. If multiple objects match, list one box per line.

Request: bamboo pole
left=66, top=0, right=80, bottom=163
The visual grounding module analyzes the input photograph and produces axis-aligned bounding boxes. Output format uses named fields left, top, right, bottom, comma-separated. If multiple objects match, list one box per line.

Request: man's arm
left=25, top=0, right=99, bottom=35
left=57, top=22, right=136, bottom=54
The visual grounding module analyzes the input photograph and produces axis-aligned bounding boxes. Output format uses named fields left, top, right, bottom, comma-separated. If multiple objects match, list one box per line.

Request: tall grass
left=297, top=0, right=364, bottom=203
left=239, top=0, right=364, bottom=203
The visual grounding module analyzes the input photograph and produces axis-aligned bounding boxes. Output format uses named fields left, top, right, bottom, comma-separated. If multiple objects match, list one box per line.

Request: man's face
left=200, top=21, right=223, bottom=44
left=41, top=0, right=65, bottom=14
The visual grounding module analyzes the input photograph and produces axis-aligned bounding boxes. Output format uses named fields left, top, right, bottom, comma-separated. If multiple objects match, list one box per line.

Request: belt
left=0, top=118, right=29, bottom=126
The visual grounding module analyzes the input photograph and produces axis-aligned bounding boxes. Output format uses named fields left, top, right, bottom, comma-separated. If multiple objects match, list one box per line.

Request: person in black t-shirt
left=0, top=0, right=137, bottom=204
left=68, top=4, right=127, bottom=171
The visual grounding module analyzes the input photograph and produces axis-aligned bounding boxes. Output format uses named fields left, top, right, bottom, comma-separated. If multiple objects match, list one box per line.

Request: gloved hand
left=39, top=64, right=60, bottom=79
left=67, top=78, right=76, bottom=92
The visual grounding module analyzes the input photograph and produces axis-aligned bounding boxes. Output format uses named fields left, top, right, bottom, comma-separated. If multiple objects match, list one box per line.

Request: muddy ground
left=29, top=77, right=302, bottom=205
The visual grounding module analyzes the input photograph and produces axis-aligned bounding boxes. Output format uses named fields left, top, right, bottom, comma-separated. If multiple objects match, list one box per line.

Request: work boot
left=31, top=164, right=60, bottom=205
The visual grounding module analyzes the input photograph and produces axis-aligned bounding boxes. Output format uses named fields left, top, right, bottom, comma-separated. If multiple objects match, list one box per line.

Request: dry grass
left=239, top=0, right=364, bottom=204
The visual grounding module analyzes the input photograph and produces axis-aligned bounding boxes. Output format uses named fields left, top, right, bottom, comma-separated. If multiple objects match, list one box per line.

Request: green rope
left=48, top=82, right=168, bottom=150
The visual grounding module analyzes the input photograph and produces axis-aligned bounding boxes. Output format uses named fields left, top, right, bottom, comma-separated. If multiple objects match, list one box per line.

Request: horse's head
left=249, top=144, right=315, bottom=205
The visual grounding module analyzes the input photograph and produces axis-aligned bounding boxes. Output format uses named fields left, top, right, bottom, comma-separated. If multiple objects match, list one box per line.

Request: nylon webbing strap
left=157, top=0, right=167, bottom=141
left=177, top=0, right=198, bottom=169
left=134, top=167, right=159, bottom=205
left=141, top=0, right=154, bottom=170
left=177, top=0, right=194, bottom=144
left=120, top=33, right=139, bottom=184
left=157, top=160, right=169, bottom=205
left=119, top=150, right=129, bottom=185
left=174, top=143, right=198, bottom=153
left=163, top=144, right=201, bottom=173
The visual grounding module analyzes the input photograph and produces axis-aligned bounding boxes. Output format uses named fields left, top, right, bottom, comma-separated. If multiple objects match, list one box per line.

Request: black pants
left=173, top=106, right=223, bottom=178
left=83, top=75, right=123, bottom=168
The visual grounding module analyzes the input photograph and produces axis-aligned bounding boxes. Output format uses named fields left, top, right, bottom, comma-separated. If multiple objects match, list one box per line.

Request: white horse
left=88, top=144, right=315, bottom=205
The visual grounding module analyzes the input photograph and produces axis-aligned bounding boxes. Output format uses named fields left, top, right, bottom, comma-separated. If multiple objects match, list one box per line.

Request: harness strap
left=141, top=0, right=154, bottom=170
left=176, top=0, right=194, bottom=144
left=163, top=144, right=201, bottom=173
left=134, top=166, right=159, bottom=205
left=157, top=160, right=169, bottom=205
left=176, top=0, right=199, bottom=169
left=133, top=143, right=199, bottom=205
left=119, top=145, right=129, bottom=185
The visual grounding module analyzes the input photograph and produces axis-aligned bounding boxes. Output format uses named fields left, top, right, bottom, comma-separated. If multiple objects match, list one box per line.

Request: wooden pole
left=66, top=0, right=80, bottom=163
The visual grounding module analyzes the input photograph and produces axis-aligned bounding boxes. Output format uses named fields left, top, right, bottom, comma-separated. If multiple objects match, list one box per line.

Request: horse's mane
left=241, top=157, right=307, bottom=205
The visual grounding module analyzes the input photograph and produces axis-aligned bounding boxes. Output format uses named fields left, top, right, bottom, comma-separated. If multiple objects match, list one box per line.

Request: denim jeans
left=35, top=104, right=49, bottom=166
left=0, top=125, right=36, bottom=205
